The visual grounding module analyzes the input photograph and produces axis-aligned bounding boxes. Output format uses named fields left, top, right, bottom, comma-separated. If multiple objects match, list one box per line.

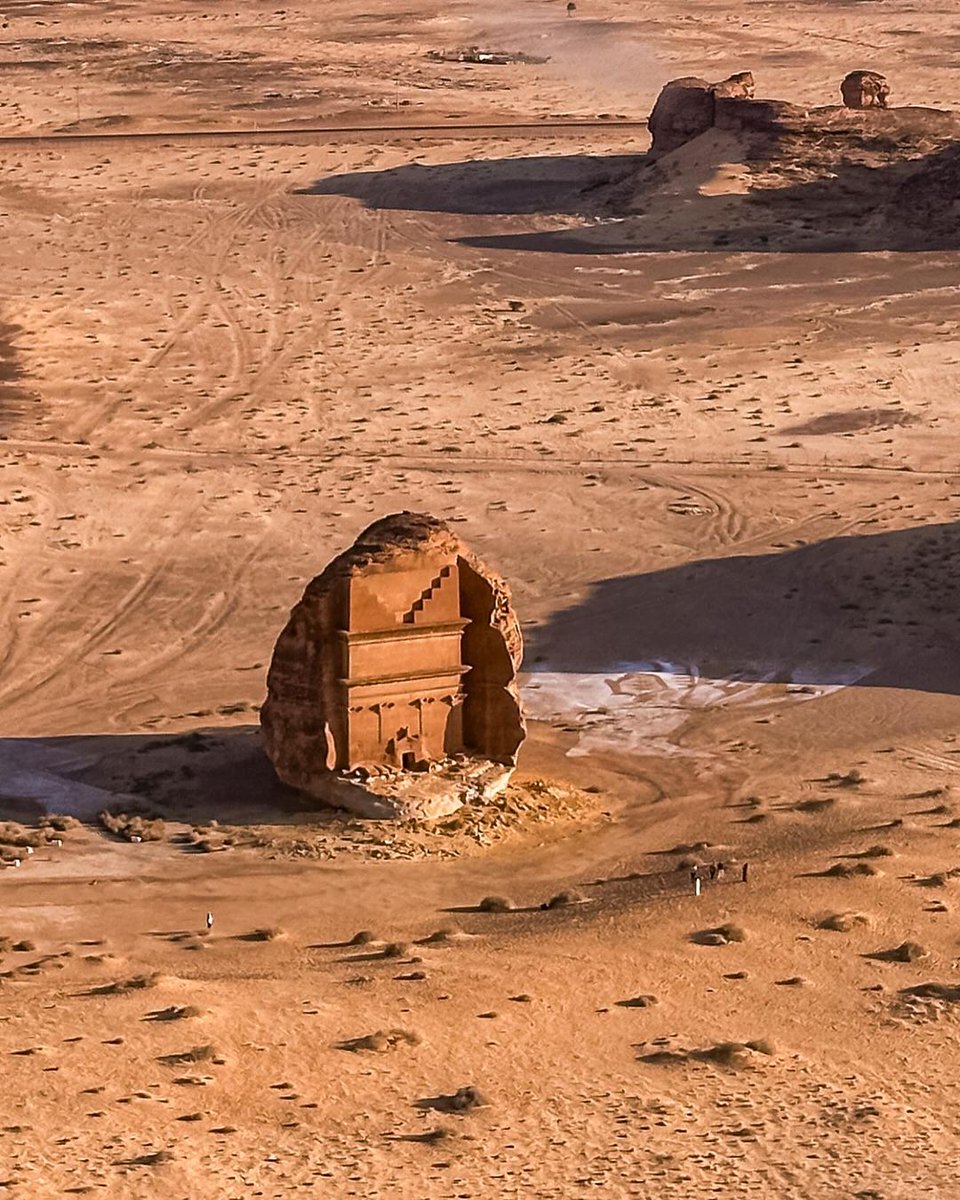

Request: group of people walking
left=689, top=860, right=749, bottom=895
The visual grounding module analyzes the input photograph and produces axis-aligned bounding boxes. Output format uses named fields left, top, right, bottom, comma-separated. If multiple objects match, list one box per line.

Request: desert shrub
left=98, top=811, right=164, bottom=842
left=339, top=1028, right=420, bottom=1053
left=887, top=941, right=927, bottom=963
left=157, top=1044, right=218, bottom=1066
left=89, top=973, right=160, bottom=995
left=421, top=926, right=462, bottom=944
left=543, top=889, right=586, bottom=909
left=478, top=896, right=514, bottom=913
left=239, top=927, right=285, bottom=943
left=818, top=911, right=871, bottom=932
left=447, top=1085, right=487, bottom=1111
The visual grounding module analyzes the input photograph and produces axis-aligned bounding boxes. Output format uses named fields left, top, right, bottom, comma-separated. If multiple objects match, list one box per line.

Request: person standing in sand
left=205, top=911, right=214, bottom=932
left=741, top=862, right=749, bottom=884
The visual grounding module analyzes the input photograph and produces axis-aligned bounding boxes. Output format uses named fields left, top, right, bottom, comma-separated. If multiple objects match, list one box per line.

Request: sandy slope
left=3, top=0, right=960, bottom=1196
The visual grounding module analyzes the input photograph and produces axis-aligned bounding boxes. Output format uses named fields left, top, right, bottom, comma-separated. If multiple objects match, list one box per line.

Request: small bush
left=818, top=911, right=872, bottom=932
left=98, top=811, right=164, bottom=842
left=543, top=889, right=586, bottom=909
left=338, top=1028, right=420, bottom=1053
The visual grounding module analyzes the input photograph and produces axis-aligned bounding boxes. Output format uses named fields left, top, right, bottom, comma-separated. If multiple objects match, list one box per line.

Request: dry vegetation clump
left=348, top=929, right=378, bottom=945
left=895, top=982, right=960, bottom=1022
left=381, top=942, right=410, bottom=958
left=641, top=1039, right=775, bottom=1068
left=119, top=1150, right=175, bottom=1167
left=542, top=888, right=587, bottom=909
left=431, top=1085, right=488, bottom=1113
left=420, top=926, right=464, bottom=944
left=238, top=926, right=286, bottom=943
left=0, top=821, right=40, bottom=849
left=616, top=994, right=659, bottom=1008
left=692, top=923, right=747, bottom=946
left=818, top=911, right=873, bottom=932
left=826, top=768, right=866, bottom=788
left=875, top=941, right=928, bottom=963
left=39, top=814, right=80, bottom=837
left=822, top=861, right=880, bottom=878
left=144, top=1005, right=203, bottom=1022
left=157, top=1044, right=221, bottom=1066
left=98, top=810, right=165, bottom=842
left=338, top=1028, right=420, bottom=1053
left=478, top=895, right=514, bottom=912
left=900, top=982, right=960, bottom=1003
left=88, top=973, right=161, bottom=995
left=793, top=798, right=836, bottom=813
left=853, top=844, right=896, bottom=858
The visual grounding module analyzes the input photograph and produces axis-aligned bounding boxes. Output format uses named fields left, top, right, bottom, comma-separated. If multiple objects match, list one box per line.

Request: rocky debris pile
left=841, top=70, right=889, bottom=109
left=250, top=778, right=604, bottom=862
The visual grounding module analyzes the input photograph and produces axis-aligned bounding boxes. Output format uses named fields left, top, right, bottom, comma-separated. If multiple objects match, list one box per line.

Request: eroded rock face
left=841, top=70, right=889, bottom=110
left=261, top=513, right=525, bottom=816
left=647, top=72, right=755, bottom=156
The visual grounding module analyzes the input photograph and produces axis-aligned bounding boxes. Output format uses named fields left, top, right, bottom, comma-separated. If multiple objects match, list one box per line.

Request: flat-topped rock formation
left=261, top=513, right=525, bottom=819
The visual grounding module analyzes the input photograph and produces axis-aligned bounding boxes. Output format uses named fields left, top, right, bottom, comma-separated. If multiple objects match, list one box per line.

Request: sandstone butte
left=261, top=512, right=525, bottom=820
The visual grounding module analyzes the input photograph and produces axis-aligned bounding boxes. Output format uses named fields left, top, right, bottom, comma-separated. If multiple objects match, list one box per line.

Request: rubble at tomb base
left=261, top=513, right=525, bottom=821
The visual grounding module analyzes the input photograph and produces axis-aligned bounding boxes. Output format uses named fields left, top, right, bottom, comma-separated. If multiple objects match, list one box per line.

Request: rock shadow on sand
left=527, top=522, right=960, bottom=698
left=300, top=136, right=960, bottom=255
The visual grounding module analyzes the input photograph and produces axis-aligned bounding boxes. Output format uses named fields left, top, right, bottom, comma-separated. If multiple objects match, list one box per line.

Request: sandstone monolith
left=261, top=513, right=525, bottom=819
left=841, top=70, right=889, bottom=109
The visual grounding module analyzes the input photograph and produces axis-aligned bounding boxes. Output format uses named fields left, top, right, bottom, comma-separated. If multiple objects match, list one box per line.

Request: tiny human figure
left=694, top=875, right=702, bottom=897
left=708, top=864, right=717, bottom=881
left=716, top=861, right=726, bottom=881
left=741, top=862, right=749, bottom=884
left=205, top=911, right=214, bottom=931
left=690, top=868, right=698, bottom=888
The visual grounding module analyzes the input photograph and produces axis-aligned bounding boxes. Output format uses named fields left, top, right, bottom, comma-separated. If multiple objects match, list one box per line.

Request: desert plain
left=4, top=0, right=960, bottom=1196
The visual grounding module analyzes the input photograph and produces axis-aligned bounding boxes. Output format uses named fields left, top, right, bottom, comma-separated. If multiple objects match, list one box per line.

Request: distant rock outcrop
left=841, top=70, right=890, bottom=110
left=647, top=72, right=755, bottom=157
left=261, top=513, right=525, bottom=819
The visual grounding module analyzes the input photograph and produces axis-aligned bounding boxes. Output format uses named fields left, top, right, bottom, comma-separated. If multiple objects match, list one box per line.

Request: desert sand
left=3, top=0, right=960, bottom=1196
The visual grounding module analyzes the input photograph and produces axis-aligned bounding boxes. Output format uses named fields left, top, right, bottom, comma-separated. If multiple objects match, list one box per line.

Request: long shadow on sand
left=0, top=725, right=308, bottom=825
left=0, top=321, right=36, bottom=431
left=295, top=153, right=637, bottom=216
left=300, top=142, right=960, bottom=254
left=526, top=521, right=960, bottom=697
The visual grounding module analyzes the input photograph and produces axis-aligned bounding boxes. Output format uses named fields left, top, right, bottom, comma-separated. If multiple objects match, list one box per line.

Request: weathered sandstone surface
left=261, top=512, right=525, bottom=819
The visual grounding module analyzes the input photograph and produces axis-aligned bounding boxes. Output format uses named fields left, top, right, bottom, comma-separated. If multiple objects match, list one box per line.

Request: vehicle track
left=1, top=119, right=647, bottom=151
